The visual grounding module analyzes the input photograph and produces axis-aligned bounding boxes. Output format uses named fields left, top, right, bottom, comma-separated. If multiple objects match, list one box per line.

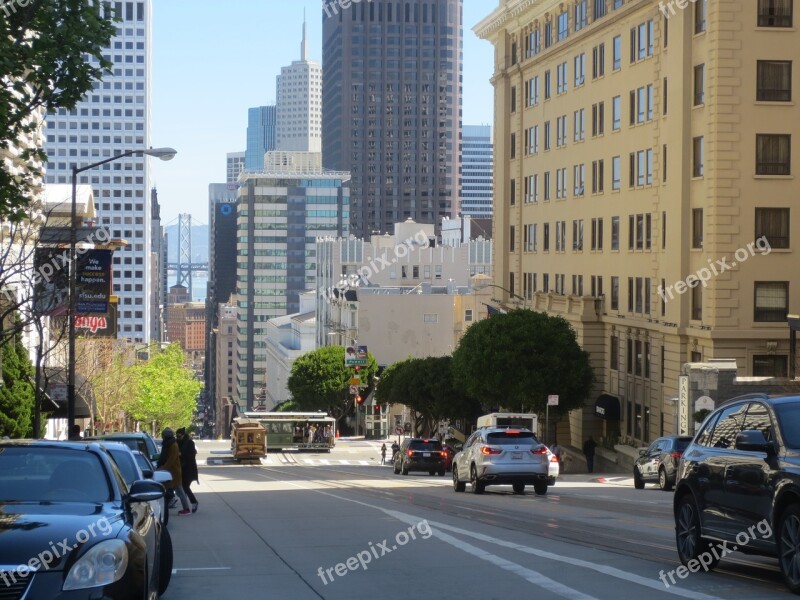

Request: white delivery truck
left=476, top=412, right=538, bottom=432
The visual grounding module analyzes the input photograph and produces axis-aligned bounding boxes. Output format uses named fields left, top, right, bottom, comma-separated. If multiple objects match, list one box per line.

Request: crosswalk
left=201, top=456, right=387, bottom=467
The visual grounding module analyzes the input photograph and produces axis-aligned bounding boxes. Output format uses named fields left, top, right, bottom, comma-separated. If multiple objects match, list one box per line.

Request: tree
left=0, top=321, right=35, bottom=437
left=124, top=343, right=202, bottom=432
left=274, top=400, right=300, bottom=412
left=1, top=0, right=116, bottom=220
left=287, top=345, right=378, bottom=421
left=452, top=310, right=594, bottom=417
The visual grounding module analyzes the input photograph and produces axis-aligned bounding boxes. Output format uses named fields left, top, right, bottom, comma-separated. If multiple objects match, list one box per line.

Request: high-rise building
left=460, top=125, right=493, bottom=218
left=43, top=0, right=153, bottom=342
left=245, top=106, right=276, bottom=171
left=322, top=0, right=463, bottom=239
left=476, top=0, right=800, bottom=444
left=275, top=21, right=322, bottom=153
left=235, top=152, right=350, bottom=408
left=150, top=188, right=166, bottom=343
left=226, top=151, right=245, bottom=184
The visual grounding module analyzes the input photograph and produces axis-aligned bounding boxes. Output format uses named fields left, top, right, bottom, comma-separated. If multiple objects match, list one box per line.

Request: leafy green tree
left=287, top=345, right=378, bottom=420
left=1, top=0, right=116, bottom=220
left=452, top=310, right=594, bottom=417
left=274, top=400, right=300, bottom=412
left=124, top=343, right=202, bottom=432
left=0, top=324, right=35, bottom=437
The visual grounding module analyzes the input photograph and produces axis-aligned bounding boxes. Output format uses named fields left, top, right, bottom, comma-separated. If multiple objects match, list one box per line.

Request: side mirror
left=735, top=430, right=777, bottom=455
left=128, top=479, right=165, bottom=504
left=152, top=470, right=172, bottom=486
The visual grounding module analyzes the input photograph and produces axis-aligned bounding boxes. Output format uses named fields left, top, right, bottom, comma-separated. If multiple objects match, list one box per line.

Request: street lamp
left=67, top=148, right=177, bottom=432
left=475, top=282, right=528, bottom=308
left=789, top=315, right=800, bottom=380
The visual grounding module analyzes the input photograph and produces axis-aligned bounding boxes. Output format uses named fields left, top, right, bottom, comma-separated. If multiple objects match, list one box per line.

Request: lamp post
left=67, top=147, right=177, bottom=433
left=789, top=315, right=800, bottom=380
left=475, top=283, right=528, bottom=309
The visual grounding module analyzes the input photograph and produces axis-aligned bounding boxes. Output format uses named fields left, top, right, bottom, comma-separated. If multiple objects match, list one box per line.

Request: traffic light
left=353, top=366, right=360, bottom=374
left=356, top=395, right=364, bottom=405
left=373, top=404, right=380, bottom=416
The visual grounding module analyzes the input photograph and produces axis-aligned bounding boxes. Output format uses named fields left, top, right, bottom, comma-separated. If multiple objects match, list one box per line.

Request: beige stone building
left=476, top=0, right=799, bottom=445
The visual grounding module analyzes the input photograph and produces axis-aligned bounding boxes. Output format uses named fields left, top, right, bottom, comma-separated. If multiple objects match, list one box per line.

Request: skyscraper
left=43, top=0, right=153, bottom=341
left=322, top=0, right=463, bottom=239
left=275, top=21, right=322, bottom=153
left=460, top=125, right=493, bottom=218
left=226, top=151, right=245, bottom=184
left=245, top=106, right=276, bottom=171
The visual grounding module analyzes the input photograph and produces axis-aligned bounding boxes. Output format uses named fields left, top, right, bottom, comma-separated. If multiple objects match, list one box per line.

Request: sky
left=150, top=0, right=496, bottom=227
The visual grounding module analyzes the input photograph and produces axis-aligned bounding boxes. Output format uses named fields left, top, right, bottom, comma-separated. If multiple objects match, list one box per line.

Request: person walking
left=157, top=428, right=192, bottom=515
left=583, top=436, right=597, bottom=473
left=176, top=428, right=199, bottom=513
left=550, top=440, right=564, bottom=473
left=380, top=443, right=387, bottom=465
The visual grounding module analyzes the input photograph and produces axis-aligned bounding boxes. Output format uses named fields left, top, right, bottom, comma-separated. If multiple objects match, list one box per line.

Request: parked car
left=674, top=393, right=800, bottom=594
left=393, top=438, right=446, bottom=476
left=90, top=432, right=161, bottom=463
left=442, top=444, right=457, bottom=472
left=633, top=435, right=693, bottom=491
left=0, top=440, right=171, bottom=599
left=453, top=427, right=551, bottom=495
left=544, top=446, right=560, bottom=481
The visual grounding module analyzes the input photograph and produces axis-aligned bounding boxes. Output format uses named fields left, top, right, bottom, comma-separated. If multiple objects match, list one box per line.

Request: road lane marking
left=172, top=567, right=232, bottom=574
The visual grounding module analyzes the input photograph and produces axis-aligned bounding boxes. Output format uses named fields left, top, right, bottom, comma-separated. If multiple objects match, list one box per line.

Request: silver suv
left=452, top=427, right=552, bottom=495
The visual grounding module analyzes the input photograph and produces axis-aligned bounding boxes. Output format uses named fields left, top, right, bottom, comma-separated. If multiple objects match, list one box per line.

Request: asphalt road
left=161, top=440, right=789, bottom=599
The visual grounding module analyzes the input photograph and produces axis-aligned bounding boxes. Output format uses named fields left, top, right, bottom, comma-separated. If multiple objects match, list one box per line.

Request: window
left=635, top=340, right=643, bottom=375
left=575, top=0, right=587, bottom=30
left=592, top=102, right=605, bottom=136
left=612, top=35, right=621, bottom=70
left=758, top=0, right=793, bottom=26
left=556, top=115, right=566, bottom=147
left=755, top=208, right=790, bottom=249
left=611, top=216, right=620, bottom=250
left=510, top=178, right=516, bottom=205
left=753, top=355, right=789, bottom=377
left=663, top=77, right=668, bottom=115
left=691, top=284, right=702, bottom=320
left=708, top=404, right=748, bottom=450
left=694, top=64, right=705, bottom=105
left=557, top=11, right=569, bottom=41
left=663, top=144, right=668, bottom=182
left=510, top=132, right=516, bottom=160
left=543, top=223, right=550, bottom=251
left=544, top=171, right=551, bottom=200
left=545, top=21, right=552, bottom=49
left=573, top=164, right=585, bottom=196
left=423, top=314, right=439, bottom=324
left=544, top=121, right=551, bottom=151
left=595, top=0, right=607, bottom=19
left=545, top=69, right=551, bottom=99
left=557, top=62, right=568, bottom=94
left=627, top=339, right=634, bottom=374
left=511, top=86, right=517, bottom=112
left=543, top=273, right=550, bottom=292
left=757, top=61, right=792, bottom=101
left=574, top=53, right=586, bottom=87
left=692, top=208, right=703, bottom=248
left=591, top=217, right=604, bottom=250
left=612, top=96, right=621, bottom=130
left=572, top=219, right=584, bottom=251
left=592, top=43, right=605, bottom=79
left=693, top=136, right=704, bottom=177
left=509, top=225, right=516, bottom=252
left=592, top=159, right=604, bottom=193
left=591, top=275, right=604, bottom=297
left=756, top=134, right=791, bottom=175
left=573, top=109, right=585, bottom=142
left=754, top=281, right=789, bottom=321
left=662, top=211, right=667, bottom=250
left=612, top=156, right=620, bottom=190
left=611, top=276, right=619, bottom=310
left=611, top=336, right=619, bottom=370
left=465, top=309, right=474, bottom=323
left=695, top=0, right=707, bottom=33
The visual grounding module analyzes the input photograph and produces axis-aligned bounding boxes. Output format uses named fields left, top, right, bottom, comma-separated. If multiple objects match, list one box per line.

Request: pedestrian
left=68, top=424, right=83, bottom=441
left=583, top=436, right=597, bottom=473
left=380, top=443, right=387, bottom=464
left=391, top=441, right=399, bottom=462
left=176, top=427, right=199, bottom=513
left=157, top=428, right=192, bottom=515
left=550, top=440, right=564, bottom=472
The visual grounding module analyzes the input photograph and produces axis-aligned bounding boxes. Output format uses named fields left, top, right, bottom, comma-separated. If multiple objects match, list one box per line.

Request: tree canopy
left=1, top=0, right=116, bottom=220
left=287, top=345, right=378, bottom=420
left=0, top=324, right=35, bottom=437
left=451, top=310, right=594, bottom=416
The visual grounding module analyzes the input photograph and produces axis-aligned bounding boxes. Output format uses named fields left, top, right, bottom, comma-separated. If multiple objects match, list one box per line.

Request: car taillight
left=440, top=451, right=447, bottom=457
left=480, top=445, right=502, bottom=455
left=670, top=452, right=681, bottom=460
left=407, top=449, right=414, bottom=457
left=531, top=447, right=548, bottom=455
left=550, top=455, right=559, bottom=463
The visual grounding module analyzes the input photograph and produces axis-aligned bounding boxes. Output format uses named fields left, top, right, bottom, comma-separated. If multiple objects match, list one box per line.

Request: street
left=162, top=440, right=787, bottom=600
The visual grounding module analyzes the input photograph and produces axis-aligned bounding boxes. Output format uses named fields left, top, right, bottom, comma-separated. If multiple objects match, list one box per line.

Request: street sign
left=349, top=385, right=359, bottom=394
left=547, top=395, right=559, bottom=406
left=395, top=425, right=404, bottom=435
left=679, top=375, right=690, bottom=435
left=344, top=345, right=368, bottom=366
left=349, top=377, right=361, bottom=386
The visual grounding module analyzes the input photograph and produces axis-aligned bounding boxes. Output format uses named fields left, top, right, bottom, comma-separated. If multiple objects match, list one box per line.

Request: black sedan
left=0, top=440, right=170, bottom=599
left=633, top=435, right=693, bottom=491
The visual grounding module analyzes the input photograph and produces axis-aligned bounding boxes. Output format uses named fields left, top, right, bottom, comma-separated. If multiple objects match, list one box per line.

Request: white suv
left=452, top=428, right=553, bottom=495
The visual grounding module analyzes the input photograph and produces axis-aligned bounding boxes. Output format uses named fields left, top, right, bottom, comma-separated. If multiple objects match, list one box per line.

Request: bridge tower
left=177, top=213, right=193, bottom=293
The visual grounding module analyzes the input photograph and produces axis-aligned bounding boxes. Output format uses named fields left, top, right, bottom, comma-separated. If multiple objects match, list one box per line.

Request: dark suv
left=673, top=394, right=800, bottom=594
left=393, top=438, right=446, bottom=476
left=634, top=435, right=693, bottom=491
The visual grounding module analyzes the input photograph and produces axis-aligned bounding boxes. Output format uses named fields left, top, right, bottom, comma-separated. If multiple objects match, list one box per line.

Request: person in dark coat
left=157, top=428, right=191, bottom=515
left=176, top=428, right=199, bottom=513
left=583, top=436, right=597, bottom=473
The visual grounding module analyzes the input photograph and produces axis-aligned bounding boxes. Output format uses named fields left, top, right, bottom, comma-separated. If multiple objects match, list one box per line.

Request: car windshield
left=409, top=441, right=442, bottom=451
left=0, top=447, right=111, bottom=503
left=773, top=403, right=800, bottom=449
left=107, top=448, right=138, bottom=485
left=487, top=431, right=536, bottom=445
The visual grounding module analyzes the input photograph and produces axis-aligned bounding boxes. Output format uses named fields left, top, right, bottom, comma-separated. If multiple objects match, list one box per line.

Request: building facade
left=275, top=22, right=322, bottom=153
left=214, top=302, right=238, bottom=437
left=460, top=125, right=494, bottom=218
left=226, top=151, right=246, bottom=184
left=475, top=0, right=800, bottom=445
left=322, top=0, right=463, bottom=238
left=235, top=152, right=350, bottom=408
left=245, top=106, right=277, bottom=171
left=44, top=0, right=153, bottom=342
left=150, top=188, right=166, bottom=343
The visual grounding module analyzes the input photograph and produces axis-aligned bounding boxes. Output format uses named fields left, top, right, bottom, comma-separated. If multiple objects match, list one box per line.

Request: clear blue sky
left=150, top=0, right=495, bottom=227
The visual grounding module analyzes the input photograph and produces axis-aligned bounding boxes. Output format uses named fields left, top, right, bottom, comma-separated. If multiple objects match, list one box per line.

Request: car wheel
left=675, top=494, right=719, bottom=571
left=470, top=465, right=484, bottom=494
left=533, top=482, right=548, bottom=496
left=157, top=526, right=173, bottom=596
left=659, top=467, right=673, bottom=492
left=453, top=466, right=466, bottom=492
left=633, top=468, right=645, bottom=490
left=779, top=505, right=800, bottom=594
left=513, top=483, right=525, bottom=494
left=402, top=461, right=409, bottom=476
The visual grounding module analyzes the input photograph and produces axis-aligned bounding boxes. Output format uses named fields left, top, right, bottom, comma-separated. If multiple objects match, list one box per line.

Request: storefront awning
left=595, top=394, right=621, bottom=421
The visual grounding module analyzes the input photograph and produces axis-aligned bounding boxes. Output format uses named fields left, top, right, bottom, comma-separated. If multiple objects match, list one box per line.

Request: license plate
left=423, top=452, right=431, bottom=457
left=512, top=452, right=522, bottom=460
